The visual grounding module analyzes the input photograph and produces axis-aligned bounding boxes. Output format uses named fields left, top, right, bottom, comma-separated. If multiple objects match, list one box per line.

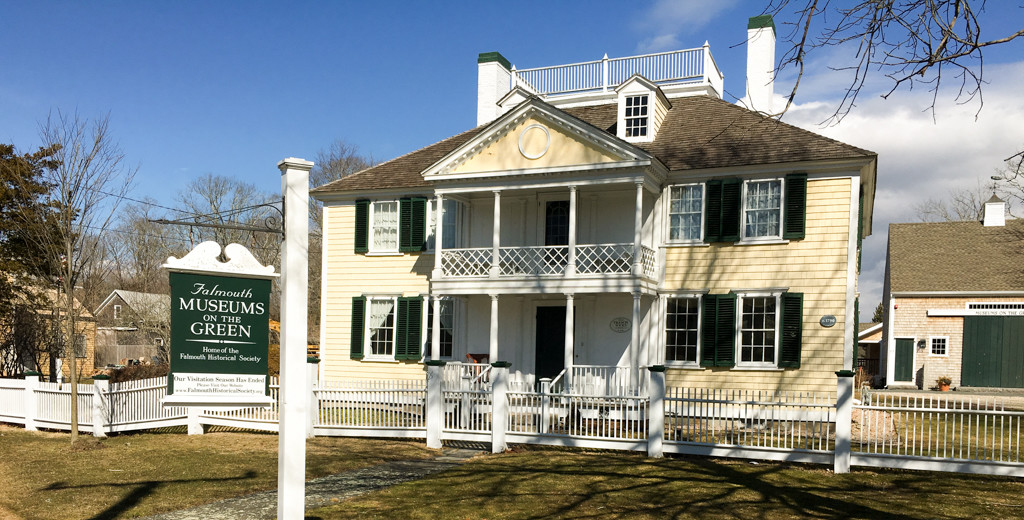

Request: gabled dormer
left=615, top=75, right=671, bottom=143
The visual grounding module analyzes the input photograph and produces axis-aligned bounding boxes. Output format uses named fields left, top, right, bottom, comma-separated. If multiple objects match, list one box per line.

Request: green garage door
left=962, top=316, right=1024, bottom=388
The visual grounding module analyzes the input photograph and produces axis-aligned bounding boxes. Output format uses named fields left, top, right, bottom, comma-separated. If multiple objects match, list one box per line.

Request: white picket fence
left=2, top=370, right=1023, bottom=477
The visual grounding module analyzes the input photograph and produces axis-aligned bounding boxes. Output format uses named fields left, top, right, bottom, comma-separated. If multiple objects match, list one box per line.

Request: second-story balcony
left=440, top=243, right=656, bottom=280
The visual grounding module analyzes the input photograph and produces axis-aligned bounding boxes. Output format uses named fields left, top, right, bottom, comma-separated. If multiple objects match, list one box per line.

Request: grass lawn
left=3, top=425, right=1024, bottom=520
left=0, top=424, right=435, bottom=519
left=308, top=447, right=1024, bottom=520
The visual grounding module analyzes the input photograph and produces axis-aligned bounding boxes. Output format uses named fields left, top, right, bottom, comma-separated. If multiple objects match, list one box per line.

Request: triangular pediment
left=423, top=98, right=652, bottom=179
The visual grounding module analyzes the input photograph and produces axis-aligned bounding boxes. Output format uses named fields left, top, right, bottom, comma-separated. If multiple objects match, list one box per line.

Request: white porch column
left=567, top=186, right=577, bottom=276
left=491, top=191, right=501, bottom=278
left=433, top=193, right=444, bottom=278
left=648, top=295, right=661, bottom=366
left=277, top=157, right=312, bottom=520
left=489, top=294, right=499, bottom=361
left=564, top=293, right=575, bottom=389
left=633, top=182, right=644, bottom=277
left=630, top=291, right=641, bottom=388
left=431, top=296, right=442, bottom=360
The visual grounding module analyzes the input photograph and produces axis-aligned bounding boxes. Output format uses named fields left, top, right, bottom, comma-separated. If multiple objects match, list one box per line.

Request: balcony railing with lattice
left=576, top=244, right=633, bottom=275
left=499, top=246, right=567, bottom=276
left=441, top=248, right=492, bottom=277
left=640, top=246, right=656, bottom=279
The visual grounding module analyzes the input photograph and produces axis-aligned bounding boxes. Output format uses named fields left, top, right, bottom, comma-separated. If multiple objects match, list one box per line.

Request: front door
left=894, top=338, right=914, bottom=383
left=535, top=306, right=566, bottom=380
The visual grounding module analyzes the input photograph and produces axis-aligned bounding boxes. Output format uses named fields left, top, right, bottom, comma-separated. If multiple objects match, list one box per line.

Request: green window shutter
left=700, top=295, right=719, bottom=367
left=399, top=198, right=428, bottom=253
left=395, top=297, right=424, bottom=360
left=720, top=179, right=741, bottom=242
left=852, top=297, right=860, bottom=367
left=354, top=200, right=369, bottom=254
left=714, top=293, right=736, bottom=367
left=779, top=292, right=803, bottom=368
left=700, top=294, right=736, bottom=367
left=705, top=180, right=723, bottom=242
left=350, top=296, right=366, bottom=360
left=783, top=173, right=807, bottom=240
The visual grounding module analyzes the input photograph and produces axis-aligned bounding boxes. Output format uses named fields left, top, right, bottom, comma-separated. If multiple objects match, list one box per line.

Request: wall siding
left=662, top=178, right=853, bottom=393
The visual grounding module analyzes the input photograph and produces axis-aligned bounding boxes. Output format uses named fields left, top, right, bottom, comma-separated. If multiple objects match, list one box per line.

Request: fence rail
left=2, top=371, right=1023, bottom=477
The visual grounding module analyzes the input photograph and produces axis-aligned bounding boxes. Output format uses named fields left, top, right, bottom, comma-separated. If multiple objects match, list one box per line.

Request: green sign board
left=167, top=271, right=271, bottom=402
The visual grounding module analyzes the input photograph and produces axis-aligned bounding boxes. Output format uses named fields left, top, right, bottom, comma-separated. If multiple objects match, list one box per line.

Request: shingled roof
left=888, top=219, right=1024, bottom=293
left=313, top=95, right=874, bottom=195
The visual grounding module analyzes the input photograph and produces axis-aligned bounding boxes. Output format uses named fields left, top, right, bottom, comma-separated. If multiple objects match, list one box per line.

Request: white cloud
left=782, top=61, right=1024, bottom=320
left=632, top=0, right=739, bottom=53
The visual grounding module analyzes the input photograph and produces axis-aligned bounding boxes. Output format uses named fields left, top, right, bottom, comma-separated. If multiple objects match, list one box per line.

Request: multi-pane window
left=425, top=297, right=455, bottom=359
left=739, top=296, right=777, bottom=365
left=931, top=337, right=948, bottom=356
left=427, top=199, right=462, bottom=250
left=669, top=184, right=704, bottom=241
left=367, top=297, right=396, bottom=358
left=743, top=180, right=782, bottom=239
left=370, top=201, right=399, bottom=252
left=666, top=297, right=700, bottom=364
left=625, top=95, right=648, bottom=137
left=113, top=304, right=121, bottom=320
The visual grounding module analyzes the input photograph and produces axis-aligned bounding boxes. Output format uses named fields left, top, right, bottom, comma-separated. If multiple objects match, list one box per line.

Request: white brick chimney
left=745, top=15, right=776, bottom=114
left=477, top=52, right=512, bottom=127
left=983, top=194, right=1006, bottom=227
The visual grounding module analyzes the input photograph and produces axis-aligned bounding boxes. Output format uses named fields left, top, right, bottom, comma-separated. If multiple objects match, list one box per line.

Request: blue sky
left=3, top=1, right=1023, bottom=318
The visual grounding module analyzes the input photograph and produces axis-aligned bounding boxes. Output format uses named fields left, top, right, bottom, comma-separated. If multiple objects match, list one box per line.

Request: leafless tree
left=914, top=178, right=992, bottom=221
left=767, top=1, right=1024, bottom=122
left=110, top=201, right=175, bottom=294
left=15, top=111, right=136, bottom=442
left=308, top=141, right=372, bottom=343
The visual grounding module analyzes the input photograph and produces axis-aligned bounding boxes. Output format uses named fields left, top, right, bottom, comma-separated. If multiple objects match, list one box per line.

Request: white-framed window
left=625, top=95, right=649, bottom=138
left=425, top=297, right=457, bottom=359
left=742, top=179, right=783, bottom=240
left=665, top=296, right=700, bottom=365
left=72, top=334, right=87, bottom=358
left=365, top=296, right=397, bottom=360
left=930, top=336, right=948, bottom=356
left=113, top=304, right=122, bottom=320
left=737, top=294, right=779, bottom=367
left=369, top=200, right=399, bottom=253
left=427, top=198, right=464, bottom=251
left=668, top=184, right=704, bottom=242
left=155, top=337, right=164, bottom=347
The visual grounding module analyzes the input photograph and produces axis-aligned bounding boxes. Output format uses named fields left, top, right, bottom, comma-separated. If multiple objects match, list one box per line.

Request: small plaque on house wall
left=610, top=317, right=631, bottom=333
left=819, top=315, right=837, bottom=328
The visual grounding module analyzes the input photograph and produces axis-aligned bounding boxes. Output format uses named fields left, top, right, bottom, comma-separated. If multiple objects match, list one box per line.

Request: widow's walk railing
left=513, top=46, right=724, bottom=97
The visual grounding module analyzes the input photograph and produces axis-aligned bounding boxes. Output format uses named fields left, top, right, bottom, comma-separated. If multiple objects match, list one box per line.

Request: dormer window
left=625, top=95, right=649, bottom=137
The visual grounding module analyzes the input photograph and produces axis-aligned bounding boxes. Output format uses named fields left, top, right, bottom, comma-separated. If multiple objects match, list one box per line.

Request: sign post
left=162, top=242, right=278, bottom=407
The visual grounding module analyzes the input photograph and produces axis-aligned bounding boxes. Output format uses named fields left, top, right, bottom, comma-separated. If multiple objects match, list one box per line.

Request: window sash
left=427, top=199, right=462, bottom=251
left=370, top=201, right=399, bottom=252
left=426, top=297, right=456, bottom=359
left=743, top=180, right=782, bottom=239
left=625, top=95, right=649, bottom=137
left=930, top=337, right=948, bottom=356
left=665, top=297, right=700, bottom=364
left=668, top=184, right=704, bottom=241
left=367, top=297, right=396, bottom=358
left=738, top=296, right=778, bottom=366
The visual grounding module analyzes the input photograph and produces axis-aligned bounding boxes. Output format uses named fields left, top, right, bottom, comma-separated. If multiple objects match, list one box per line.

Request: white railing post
left=647, top=366, right=665, bottom=458
left=491, top=362, right=510, bottom=453
left=307, top=357, right=320, bottom=438
left=460, top=373, right=472, bottom=428
left=92, top=376, right=110, bottom=438
left=602, top=53, right=609, bottom=91
left=539, top=378, right=552, bottom=434
left=187, top=406, right=205, bottom=435
left=425, top=360, right=445, bottom=449
left=23, top=372, right=40, bottom=432
left=835, top=370, right=855, bottom=473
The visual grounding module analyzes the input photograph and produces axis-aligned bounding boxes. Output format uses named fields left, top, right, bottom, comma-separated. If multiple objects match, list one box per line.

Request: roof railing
left=512, top=45, right=723, bottom=97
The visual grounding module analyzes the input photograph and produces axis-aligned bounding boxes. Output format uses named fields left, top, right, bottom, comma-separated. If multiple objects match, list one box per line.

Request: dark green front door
left=535, top=306, right=566, bottom=380
left=962, top=316, right=1024, bottom=388
left=894, top=338, right=914, bottom=383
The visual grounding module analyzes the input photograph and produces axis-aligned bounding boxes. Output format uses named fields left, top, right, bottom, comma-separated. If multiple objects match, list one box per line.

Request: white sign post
left=277, top=157, right=312, bottom=519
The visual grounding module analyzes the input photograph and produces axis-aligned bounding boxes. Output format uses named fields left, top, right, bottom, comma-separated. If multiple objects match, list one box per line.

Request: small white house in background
left=311, top=15, right=877, bottom=395
left=881, top=195, right=1024, bottom=389
left=94, top=290, right=170, bottom=366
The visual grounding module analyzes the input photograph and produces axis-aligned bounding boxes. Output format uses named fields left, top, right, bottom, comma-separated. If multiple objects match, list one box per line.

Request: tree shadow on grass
left=43, top=470, right=257, bottom=520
